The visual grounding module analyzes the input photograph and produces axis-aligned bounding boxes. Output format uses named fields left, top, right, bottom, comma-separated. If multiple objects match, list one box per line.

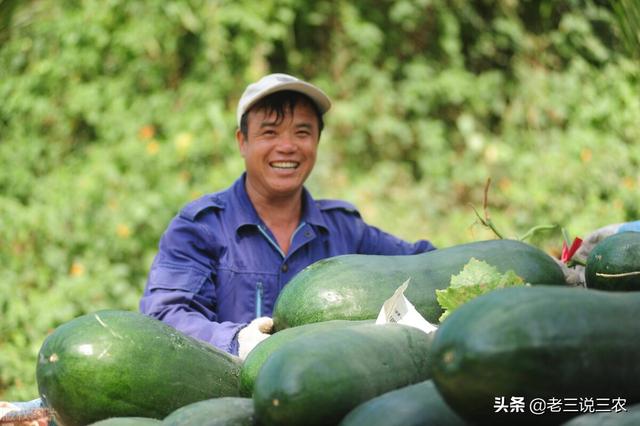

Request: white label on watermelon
left=375, top=278, right=438, bottom=334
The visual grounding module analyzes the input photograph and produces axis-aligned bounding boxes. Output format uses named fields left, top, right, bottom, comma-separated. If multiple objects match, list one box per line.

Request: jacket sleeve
left=356, top=221, right=436, bottom=255
left=317, top=199, right=436, bottom=255
left=139, top=214, right=246, bottom=355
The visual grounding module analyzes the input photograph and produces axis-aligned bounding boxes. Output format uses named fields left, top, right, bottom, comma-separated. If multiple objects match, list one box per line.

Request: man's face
left=236, top=100, right=320, bottom=200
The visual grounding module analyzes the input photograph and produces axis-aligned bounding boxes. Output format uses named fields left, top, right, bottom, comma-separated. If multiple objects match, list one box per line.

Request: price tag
left=375, top=278, right=438, bottom=334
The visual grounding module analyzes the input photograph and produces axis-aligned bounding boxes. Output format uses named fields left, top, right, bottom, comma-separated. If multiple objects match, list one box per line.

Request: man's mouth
left=270, top=161, right=299, bottom=170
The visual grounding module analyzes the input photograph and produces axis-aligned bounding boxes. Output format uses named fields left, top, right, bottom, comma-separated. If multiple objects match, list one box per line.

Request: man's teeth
left=271, top=162, right=298, bottom=169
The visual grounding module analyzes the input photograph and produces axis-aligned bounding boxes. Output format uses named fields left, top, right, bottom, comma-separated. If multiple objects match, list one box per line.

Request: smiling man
left=139, top=73, right=436, bottom=359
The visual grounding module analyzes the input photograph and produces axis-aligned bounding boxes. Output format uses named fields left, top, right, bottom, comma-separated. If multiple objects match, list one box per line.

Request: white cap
left=236, top=73, right=331, bottom=126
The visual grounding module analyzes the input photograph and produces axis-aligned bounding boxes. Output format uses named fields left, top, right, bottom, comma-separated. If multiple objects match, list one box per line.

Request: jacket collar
left=228, top=173, right=329, bottom=233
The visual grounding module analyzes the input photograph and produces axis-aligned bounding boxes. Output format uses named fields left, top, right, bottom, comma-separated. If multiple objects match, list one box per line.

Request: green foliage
left=613, top=0, right=640, bottom=58
left=1, top=0, right=639, bottom=400
left=436, top=258, right=524, bottom=322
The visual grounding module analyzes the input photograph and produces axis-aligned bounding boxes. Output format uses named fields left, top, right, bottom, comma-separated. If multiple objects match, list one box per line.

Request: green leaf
left=436, top=258, right=525, bottom=322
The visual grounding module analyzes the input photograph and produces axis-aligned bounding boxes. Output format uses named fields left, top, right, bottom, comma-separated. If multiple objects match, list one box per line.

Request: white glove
left=238, top=317, right=273, bottom=360
left=0, top=401, right=48, bottom=426
left=0, top=402, right=18, bottom=420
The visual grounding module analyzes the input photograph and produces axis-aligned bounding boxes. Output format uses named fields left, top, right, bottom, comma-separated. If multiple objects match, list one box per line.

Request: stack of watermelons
left=33, top=233, right=640, bottom=425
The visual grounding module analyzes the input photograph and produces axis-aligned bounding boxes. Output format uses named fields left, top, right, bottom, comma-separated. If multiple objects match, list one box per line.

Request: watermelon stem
left=568, top=258, right=587, bottom=267
left=471, top=178, right=561, bottom=243
left=470, top=178, right=506, bottom=239
left=518, top=224, right=559, bottom=242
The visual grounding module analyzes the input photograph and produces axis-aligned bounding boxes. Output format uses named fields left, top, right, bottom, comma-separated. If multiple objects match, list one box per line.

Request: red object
left=561, top=237, right=583, bottom=263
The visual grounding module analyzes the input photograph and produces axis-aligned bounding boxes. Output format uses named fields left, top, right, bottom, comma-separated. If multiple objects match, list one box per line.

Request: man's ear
left=236, top=128, right=247, bottom=158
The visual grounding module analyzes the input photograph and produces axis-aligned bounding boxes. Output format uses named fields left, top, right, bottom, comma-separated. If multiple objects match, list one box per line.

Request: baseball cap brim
left=236, top=74, right=331, bottom=126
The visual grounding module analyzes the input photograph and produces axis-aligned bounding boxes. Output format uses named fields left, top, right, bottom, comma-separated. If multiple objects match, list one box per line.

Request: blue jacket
left=139, top=174, right=435, bottom=354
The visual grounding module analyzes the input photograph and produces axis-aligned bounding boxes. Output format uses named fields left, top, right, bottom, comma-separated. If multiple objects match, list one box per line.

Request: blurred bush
left=1, top=0, right=638, bottom=399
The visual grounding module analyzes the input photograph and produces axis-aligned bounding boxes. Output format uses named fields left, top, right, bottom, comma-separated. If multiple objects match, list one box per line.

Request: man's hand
left=238, top=317, right=273, bottom=360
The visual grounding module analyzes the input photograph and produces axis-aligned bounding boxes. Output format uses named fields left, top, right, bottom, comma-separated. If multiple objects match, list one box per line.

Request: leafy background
left=1, top=0, right=638, bottom=399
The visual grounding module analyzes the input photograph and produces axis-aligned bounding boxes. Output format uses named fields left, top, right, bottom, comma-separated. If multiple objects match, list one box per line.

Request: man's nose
left=276, top=132, right=297, bottom=151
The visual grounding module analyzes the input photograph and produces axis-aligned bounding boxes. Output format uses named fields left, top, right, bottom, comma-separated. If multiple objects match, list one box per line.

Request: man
left=139, top=73, right=436, bottom=359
